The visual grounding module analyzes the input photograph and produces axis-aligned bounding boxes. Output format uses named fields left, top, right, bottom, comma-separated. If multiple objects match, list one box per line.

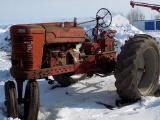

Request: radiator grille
left=12, top=35, right=33, bottom=69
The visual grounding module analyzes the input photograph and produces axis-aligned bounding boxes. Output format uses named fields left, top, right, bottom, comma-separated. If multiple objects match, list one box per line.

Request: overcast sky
left=1, top=0, right=160, bottom=25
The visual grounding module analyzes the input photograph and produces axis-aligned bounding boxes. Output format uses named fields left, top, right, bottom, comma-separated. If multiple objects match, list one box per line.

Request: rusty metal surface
left=10, top=24, right=45, bottom=34
left=10, top=64, right=75, bottom=79
left=10, top=49, right=116, bottom=80
left=42, top=24, right=85, bottom=43
left=81, top=42, right=101, bottom=55
left=11, top=25, right=45, bottom=71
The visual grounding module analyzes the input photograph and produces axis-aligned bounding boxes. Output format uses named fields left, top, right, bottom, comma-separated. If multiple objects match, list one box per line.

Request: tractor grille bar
left=12, top=35, right=34, bottom=69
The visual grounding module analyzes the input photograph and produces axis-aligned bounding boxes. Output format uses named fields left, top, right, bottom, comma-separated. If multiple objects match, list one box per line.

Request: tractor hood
left=39, top=22, right=85, bottom=43
left=10, top=22, right=85, bottom=44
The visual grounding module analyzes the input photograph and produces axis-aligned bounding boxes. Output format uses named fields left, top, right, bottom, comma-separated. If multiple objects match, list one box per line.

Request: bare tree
left=126, top=8, right=145, bottom=24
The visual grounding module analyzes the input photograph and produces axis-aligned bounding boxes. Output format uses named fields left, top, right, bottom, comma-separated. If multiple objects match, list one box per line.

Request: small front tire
left=24, top=81, right=40, bottom=120
left=4, top=81, right=19, bottom=118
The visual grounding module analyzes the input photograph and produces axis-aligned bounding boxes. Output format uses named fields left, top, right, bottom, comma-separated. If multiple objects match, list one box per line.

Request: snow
left=112, top=14, right=129, bottom=26
left=0, top=17, right=160, bottom=120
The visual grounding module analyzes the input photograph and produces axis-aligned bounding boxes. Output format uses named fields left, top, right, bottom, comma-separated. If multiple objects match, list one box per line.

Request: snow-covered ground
left=0, top=19, right=160, bottom=120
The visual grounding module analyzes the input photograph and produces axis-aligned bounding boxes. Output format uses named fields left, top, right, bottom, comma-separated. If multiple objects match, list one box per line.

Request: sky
left=1, top=0, right=160, bottom=25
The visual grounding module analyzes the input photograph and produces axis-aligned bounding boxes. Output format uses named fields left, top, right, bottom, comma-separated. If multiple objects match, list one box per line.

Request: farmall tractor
left=4, top=7, right=160, bottom=120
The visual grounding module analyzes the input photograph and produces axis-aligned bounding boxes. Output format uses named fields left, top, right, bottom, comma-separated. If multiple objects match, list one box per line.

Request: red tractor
left=4, top=8, right=160, bottom=120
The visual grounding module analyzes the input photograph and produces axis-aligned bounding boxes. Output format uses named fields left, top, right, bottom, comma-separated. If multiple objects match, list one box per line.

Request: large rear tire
left=24, top=81, right=39, bottom=120
left=54, top=73, right=87, bottom=87
left=115, top=34, right=160, bottom=102
left=4, top=81, right=19, bottom=118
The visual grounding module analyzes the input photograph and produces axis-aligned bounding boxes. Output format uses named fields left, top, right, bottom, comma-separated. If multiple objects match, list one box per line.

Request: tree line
left=126, top=8, right=160, bottom=24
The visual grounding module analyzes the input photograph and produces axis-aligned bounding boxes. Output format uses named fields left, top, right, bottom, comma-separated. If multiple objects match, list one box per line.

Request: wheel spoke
left=102, top=12, right=109, bottom=19
left=96, top=8, right=112, bottom=28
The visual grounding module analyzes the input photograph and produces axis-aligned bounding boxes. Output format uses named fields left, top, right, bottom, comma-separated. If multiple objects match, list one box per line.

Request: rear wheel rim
left=137, top=48, right=157, bottom=95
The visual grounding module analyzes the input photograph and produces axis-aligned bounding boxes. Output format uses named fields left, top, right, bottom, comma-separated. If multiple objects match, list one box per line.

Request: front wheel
left=24, top=81, right=39, bottom=120
left=115, top=34, right=160, bottom=102
left=4, top=81, right=19, bottom=118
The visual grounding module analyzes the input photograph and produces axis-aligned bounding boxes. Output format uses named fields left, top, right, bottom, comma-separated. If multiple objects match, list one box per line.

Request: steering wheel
left=96, top=8, right=112, bottom=28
